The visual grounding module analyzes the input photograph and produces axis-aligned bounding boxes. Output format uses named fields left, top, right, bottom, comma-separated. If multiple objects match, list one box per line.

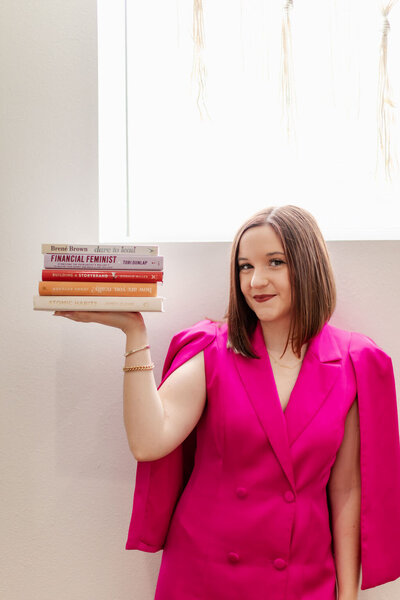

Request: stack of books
left=33, top=243, right=165, bottom=312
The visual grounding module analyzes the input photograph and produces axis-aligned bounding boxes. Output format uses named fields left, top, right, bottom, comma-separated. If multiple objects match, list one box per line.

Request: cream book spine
left=33, top=295, right=164, bottom=312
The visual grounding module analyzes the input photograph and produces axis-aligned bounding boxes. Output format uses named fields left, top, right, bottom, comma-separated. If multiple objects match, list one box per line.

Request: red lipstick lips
left=253, top=295, right=276, bottom=303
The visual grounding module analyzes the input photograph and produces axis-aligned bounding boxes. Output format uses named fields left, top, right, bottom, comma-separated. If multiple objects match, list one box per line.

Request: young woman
left=54, top=205, right=400, bottom=600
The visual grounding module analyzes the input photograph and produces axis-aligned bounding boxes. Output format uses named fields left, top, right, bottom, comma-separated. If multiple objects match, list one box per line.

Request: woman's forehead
left=238, top=224, right=284, bottom=254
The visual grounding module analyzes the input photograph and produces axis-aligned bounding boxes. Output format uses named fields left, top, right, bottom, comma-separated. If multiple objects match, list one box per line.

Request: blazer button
left=284, top=490, right=295, bottom=503
left=236, top=487, right=248, bottom=499
left=228, top=552, right=240, bottom=564
left=273, top=558, right=287, bottom=570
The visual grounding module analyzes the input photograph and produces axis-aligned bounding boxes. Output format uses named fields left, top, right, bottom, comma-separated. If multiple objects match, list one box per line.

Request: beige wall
left=1, top=2, right=399, bottom=599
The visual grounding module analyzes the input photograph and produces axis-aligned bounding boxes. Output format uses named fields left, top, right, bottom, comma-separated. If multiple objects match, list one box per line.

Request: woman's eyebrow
left=238, top=251, right=285, bottom=261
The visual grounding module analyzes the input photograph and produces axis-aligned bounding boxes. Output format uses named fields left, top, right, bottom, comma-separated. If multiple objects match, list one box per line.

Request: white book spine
left=42, top=244, right=158, bottom=255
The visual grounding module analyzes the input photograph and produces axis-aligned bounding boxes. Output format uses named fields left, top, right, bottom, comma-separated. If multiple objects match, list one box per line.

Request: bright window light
left=98, top=0, right=400, bottom=242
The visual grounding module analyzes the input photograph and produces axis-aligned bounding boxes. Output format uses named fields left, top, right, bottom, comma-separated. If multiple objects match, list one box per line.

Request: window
left=98, top=0, right=400, bottom=242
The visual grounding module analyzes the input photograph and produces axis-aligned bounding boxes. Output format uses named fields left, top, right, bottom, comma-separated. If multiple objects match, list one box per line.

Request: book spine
left=33, top=295, right=164, bottom=312
left=42, top=269, right=164, bottom=282
left=44, top=254, right=164, bottom=270
left=41, top=243, right=158, bottom=255
left=39, top=282, right=157, bottom=297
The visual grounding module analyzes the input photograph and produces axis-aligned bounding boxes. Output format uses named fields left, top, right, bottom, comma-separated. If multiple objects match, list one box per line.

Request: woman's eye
left=238, top=263, right=252, bottom=271
left=270, top=259, right=284, bottom=267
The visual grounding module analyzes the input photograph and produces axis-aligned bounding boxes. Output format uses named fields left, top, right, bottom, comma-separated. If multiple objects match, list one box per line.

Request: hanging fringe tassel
left=280, top=0, right=296, bottom=141
left=191, top=0, right=210, bottom=119
left=376, top=1, right=399, bottom=181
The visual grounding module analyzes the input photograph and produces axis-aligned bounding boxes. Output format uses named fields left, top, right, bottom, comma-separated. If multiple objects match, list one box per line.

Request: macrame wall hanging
left=188, top=0, right=399, bottom=180
left=191, top=0, right=210, bottom=119
left=280, top=0, right=297, bottom=143
left=376, top=0, right=399, bottom=182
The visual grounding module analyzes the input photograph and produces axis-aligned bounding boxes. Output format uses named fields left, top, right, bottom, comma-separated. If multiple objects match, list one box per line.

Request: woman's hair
left=225, top=205, right=337, bottom=359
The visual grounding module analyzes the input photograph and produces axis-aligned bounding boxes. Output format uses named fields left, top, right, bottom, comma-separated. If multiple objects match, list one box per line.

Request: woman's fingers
left=53, top=311, right=94, bottom=322
left=52, top=310, right=145, bottom=332
left=53, top=310, right=118, bottom=322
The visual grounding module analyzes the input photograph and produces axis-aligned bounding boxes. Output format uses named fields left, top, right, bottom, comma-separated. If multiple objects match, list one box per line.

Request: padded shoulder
left=159, top=319, right=218, bottom=386
left=349, top=330, right=393, bottom=373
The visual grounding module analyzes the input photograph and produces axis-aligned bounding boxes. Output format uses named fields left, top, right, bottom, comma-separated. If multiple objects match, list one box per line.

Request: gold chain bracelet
left=123, top=363, right=155, bottom=372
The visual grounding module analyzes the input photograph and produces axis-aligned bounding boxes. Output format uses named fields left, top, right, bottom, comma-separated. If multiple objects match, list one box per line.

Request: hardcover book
left=44, top=254, right=164, bottom=271
left=41, top=269, right=164, bottom=283
left=33, top=295, right=164, bottom=312
left=41, top=243, right=158, bottom=255
left=38, top=281, right=158, bottom=297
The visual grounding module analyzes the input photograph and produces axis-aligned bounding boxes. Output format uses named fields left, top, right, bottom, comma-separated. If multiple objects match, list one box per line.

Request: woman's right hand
left=53, top=310, right=145, bottom=334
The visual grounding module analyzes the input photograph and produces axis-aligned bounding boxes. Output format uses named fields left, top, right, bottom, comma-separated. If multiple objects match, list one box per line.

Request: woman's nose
left=251, top=269, right=269, bottom=288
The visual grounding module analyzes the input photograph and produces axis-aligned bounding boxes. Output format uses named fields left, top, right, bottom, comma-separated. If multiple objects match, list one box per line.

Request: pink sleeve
left=125, top=319, right=217, bottom=552
left=349, top=332, right=400, bottom=589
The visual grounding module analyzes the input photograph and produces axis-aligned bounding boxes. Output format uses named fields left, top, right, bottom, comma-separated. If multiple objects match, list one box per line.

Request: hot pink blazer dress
left=125, top=319, right=400, bottom=599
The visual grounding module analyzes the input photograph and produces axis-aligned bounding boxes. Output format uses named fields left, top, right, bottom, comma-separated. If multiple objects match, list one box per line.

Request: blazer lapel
left=285, top=322, right=342, bottom=448
left=232, top=320, right=342, bottom=491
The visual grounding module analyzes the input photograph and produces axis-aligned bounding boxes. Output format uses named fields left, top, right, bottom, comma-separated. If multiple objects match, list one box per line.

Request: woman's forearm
left=122, top=323, right=165, bottom=461
left=329, top=485, right=361, bottom=600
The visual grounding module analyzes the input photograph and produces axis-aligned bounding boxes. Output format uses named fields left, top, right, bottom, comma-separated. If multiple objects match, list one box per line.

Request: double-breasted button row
left=227, top=553, right=288, bottom=569
left=236, top=487, right=295, bottom=503
left=229, top=488, right=293, bottom=569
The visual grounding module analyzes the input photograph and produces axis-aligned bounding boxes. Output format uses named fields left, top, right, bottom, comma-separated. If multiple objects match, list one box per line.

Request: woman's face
left=238, top=224, right=292, bottom=326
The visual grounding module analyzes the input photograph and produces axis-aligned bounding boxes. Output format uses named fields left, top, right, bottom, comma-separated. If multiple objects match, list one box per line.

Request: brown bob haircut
left=225, top=205, right=336, bottom=359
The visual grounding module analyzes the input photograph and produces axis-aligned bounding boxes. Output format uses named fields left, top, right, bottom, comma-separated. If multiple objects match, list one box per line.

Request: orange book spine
left=39, top=281, right=157, bottom=297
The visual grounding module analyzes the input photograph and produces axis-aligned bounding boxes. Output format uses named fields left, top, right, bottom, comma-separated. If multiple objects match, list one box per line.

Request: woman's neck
left=260, top=319, right=305, bottom=358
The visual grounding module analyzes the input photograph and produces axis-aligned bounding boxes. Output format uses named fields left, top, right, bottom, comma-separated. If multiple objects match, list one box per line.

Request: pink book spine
left=44, top=254, right=164, bottom=271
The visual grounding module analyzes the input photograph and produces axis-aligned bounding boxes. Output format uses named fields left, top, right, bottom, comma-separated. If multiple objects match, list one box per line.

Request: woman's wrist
left=121, top=312, right=146, bottom=335
left=338, top=591, right=359, bottom=600
left=124, top=320, right=149, bottom=359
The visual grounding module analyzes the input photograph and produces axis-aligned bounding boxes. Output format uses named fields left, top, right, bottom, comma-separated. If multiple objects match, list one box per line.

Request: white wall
left=0, top=2, right=399, bottom=599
